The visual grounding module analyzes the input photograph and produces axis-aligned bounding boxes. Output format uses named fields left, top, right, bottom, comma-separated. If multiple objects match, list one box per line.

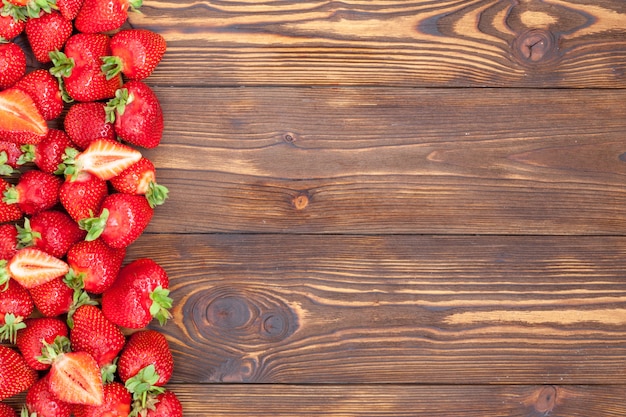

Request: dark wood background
left=79, top=0, right=626, bottom=415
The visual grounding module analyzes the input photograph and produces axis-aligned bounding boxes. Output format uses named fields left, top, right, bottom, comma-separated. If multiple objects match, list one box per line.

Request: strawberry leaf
left=105, top=88, right=130, bottom=123
left=0, top=312, right=26, bottom=344
left=149, top=285, right=173, bottom=326
left=101, top=56, right=124, bottom=81
left=146, top=181, right=169, bottom=208
left=17, top=144, right=36, bottom=165
left=16, top=217, right=41, bottom=249
left=37, top=335, right=71, bottom=365
left=0, top=151, right=15, bottom=176
left=78, top=208, right=109, bottom=241
left=49, top=50, right=75, bottom=79
left=0, top=260, right=8, bottom=290
left=2, top=184, right=18, bottom=205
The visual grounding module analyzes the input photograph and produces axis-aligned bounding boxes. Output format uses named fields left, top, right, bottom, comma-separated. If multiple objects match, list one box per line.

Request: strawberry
left=14, top=69, right=64, bottom=121
left=62, top=139, right=142, bottom=181
left=0, top=42, right=25, bottom=89
left=17, top=210, right=86, bottom=258
left=50, top=33, right=122, bottom=102
left=73, top=382, right=131, bottom=417
left=0, top=88, right=48, bottom=145
left=28, top=276, right=74, bottom=317
left=106, top=81, right=163, bottom=149
left=3, top=247, right=70, bottom=289
left=66, top=239, right=125, bottom=294
left=75, top=0, right=142, bottom=34
left=145, top=391, right=182, bottom=417
left=70, top=305, right=125, bottom=374
left=0, top=279, right=33, bottom=343
left=118, top=330, right=173, bottom=386
left=0, top=178, right=22, bottom=223
left=103, top=29, right=166, bottom=81
left=18, top=129, right=74, bottom=174
left=0, top=402, right=15, bottom=417
left=38, top=337, right=104, bottom=406
left=0, top=141, right=23, bottom=175
left=0, top=14, right=25, bottom=40
left=110, top=157, right=169, bottom=208
left=101, top=258, right=171, bottom=328
left=57, top=0, right=84, bottom=20
left=16, top=317, right=68, bottom=371
left=25, top=374, right=72, bottom=417
left=59, top=171, right=108, bottom=223
left=0, top=224, right=17, bottom=260
left=80, top=193, right=153, bottom=249
left=63, top=102, right=115, bottom=150
left=0, top=345, right=37, bottom=401
left=25, top=10, right=73, bottom=63
left=3, top=169, right=62, bottom=216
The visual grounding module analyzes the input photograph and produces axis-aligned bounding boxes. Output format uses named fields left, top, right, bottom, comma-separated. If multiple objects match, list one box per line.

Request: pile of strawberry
left=0, top=0, right=182, bottom=416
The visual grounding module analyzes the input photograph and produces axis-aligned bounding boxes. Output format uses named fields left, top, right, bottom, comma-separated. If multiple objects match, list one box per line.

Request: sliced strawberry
left=0, top=88, right=48, bottom=145
left=5, top=247, right=70, bottom=289
left=63, top=138, right=142, bottom=181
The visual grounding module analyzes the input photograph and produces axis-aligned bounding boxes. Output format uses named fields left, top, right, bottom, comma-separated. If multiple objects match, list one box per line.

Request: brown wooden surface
left=103, top=0, right=626, bottom=415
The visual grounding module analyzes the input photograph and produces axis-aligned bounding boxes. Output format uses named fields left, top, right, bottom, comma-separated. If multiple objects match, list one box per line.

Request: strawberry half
left=0, top=88, right=48, bottom=145
left=0, top=345, right=37, bottom=401
left=62, top=138, right=142, bottom=181
left=3, top=247, right=70, bottom=289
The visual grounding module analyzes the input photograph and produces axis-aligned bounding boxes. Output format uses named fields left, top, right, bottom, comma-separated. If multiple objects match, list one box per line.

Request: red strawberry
left=0, top=345, right=37, bottom=401
left=57, top=0, right=84, bottom=20
left=59, top=171, right=108, bottom=223
left=4, top=247, right=70, bottom=289
left=50, top=33, right=122, bottom=102
left=66, top=239, right=125, bottom=294
left=0, top=402, right=16, bottom=417
left=0, top=42, right=25, bottom=89
left=17, top=210, right=86, bottom=258
left=75, top=0, right=142, bottom=34
left=3, top=169, right=62, bottom=216
left=80, top=193, right=153, bottom=249
left=101, top=258, right=171, bottom=328
left=145, top=391, right=182, bottom=417
left=0, top=88, right=48, bottom=145
left=103, top=29, right=166, bottom=81
left=25, top=10, right=73, bottom=63
left=16, top=317, right=68, bottom=371
left=25, top=374, right=72, bottom=417
left=0, top=141, right=23, bottom=175
left=0, top=14, right=25, bottom=40
left=18, top=129, right=74, bottom=174
left=0, top=279, right=33, bottom=343
left=73, top=382, right=131, bottom=417
left=0, top=178, right=22, bottom=223
left=0, top=223, right=17, bottom=260
left=28, top=276, right=74, bottom=317
left=70, top=305, right=125, bottom=373
left=38, top=337, right=104, bottom=406
left=110, top=157, right=169, bottom=208
left=118, top=330, right=173, bottom=386
left=106, top=81, right=163, bottom=149
left=63, top=139, right=142, bottom=181
left=63, top=102, right=115, bottom=150
left=14, top=69, right=64, bottom=121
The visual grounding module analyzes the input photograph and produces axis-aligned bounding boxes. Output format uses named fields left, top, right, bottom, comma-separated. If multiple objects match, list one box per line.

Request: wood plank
left=161, top=384, right=626, bottom=417
left=131, top=0, right=626, bottom=87
left=144, top=86, right=626, bottom=235
left=126, top=233, right=626, bottom=384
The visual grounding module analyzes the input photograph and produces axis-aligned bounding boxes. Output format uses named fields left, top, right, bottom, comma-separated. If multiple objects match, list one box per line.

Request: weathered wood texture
left=131, top=0, right=626, bottom=87
left=144, top=86, right=626, bottom=235
left=124, top=233, right=626, bottom=384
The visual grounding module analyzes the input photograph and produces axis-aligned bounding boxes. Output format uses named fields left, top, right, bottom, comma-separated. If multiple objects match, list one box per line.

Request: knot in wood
left=293, top=193, right=309, bottom=210
left=512, top=29, right=559, bottom=67
left=534, top=385, right=557, bottom=414
left=261, top=311, right=289, bottom=340
left=206, top=295, right=254, bottom=330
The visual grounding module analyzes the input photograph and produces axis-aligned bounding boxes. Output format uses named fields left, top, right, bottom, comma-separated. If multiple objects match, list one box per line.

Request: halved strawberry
left=0, top=88, right=48, bottom=145
left=62, top=138, right=142, bottom=181
left=38, top=336, right=104, bottom=406
left=3, top=247, right=70, bottom=289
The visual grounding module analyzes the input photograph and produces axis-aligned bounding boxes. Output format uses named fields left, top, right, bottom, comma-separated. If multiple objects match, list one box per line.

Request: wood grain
left=130, top=0, right=626, bottom=87
left=143, top=86, right=626, bottom=235
left=125, top=233, right=626, bottom=384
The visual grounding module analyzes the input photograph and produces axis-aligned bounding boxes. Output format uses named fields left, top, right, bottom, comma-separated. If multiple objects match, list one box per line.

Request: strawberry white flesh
left=7, top=247, right=70, bottom=288
left=75, top=139, right=142, bottom=180
left=49, top=350, right=104, bottom=406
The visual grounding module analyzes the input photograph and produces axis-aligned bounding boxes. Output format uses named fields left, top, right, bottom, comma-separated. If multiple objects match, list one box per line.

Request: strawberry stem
left=0, top=151, right=16, bottom=176
left=49, top=50, right=75, bottom=79
left=149, top=285, right=173, bottom=326
left=105, top=88, right=131, bottom=123
left=146, top=182, right=169, bottom=208
left=78, top=208, right=109, bottom=241
left=37, top=335, right=71, bottom=365
left=16, top=217, right=41, bottom=249
left=2, top=184, right=18, bottom=205
left=17, top=144, right=35, bottom=165
left=0, top=260, right=8, bottom=290
left=0, top=313, right=26, bottom=344
left=101, top=56, right=124, bottom=81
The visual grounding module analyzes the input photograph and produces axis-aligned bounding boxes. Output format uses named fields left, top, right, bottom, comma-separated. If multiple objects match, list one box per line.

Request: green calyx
left=37, top=335, right=71, bottom=365
left=20, top=405, right=36, bottom=417
left=105, top=88, right=131, bottom=124
left=0, top=260, right=9, bottom=290
left=25, top=0, right=57, bottom=19
left=0, top=0, right=28, bottom=21
left=2, top=184, right=18, bottom=205
left=49, top=50, right=75, bottom=79
left=17, top=144, right=35, bottom=166
left=78, top=208, right=109, bottom=242
left=16, top=217, right=41, bottom=249
left=126, top=364, right=165, bottom=415
left=56, top=147, right=80, bottom=180
left=129, top=0, right=142, bottom=12
left=0, top=313, right=26, bottom=344
left=149, top=285, right=173, bottom=326
left=101, top=55, right=123, bottom=81
left=101, top=358, right=118, bottom=384
left=65, top=285, right=98, bottom=329
left=0, top=151, right=16, bottom=176
left=146, top=182, right=169, bottom=208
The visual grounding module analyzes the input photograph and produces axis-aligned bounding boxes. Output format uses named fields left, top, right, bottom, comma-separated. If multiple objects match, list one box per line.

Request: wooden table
left=126, top=0, right=626, bottom=415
